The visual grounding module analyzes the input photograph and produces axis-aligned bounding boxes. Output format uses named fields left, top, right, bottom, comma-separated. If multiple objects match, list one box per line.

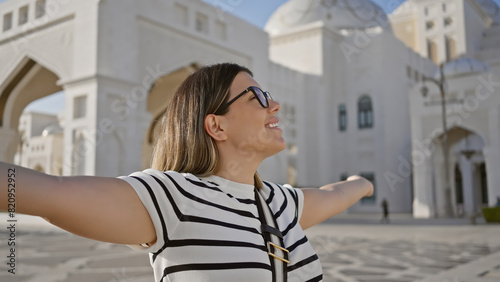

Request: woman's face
left=223, top=71, right=286, bottom=160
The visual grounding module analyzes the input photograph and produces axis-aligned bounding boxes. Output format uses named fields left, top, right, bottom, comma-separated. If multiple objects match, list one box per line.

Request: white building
left=390, top=0, right=500, bottom=217
left=14, top=111, right=63, bottom=175
left=0, top=0, right=498, bottom=217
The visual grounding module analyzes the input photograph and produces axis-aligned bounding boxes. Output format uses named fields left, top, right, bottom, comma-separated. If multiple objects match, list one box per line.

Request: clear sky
left=0, top=0, right=498, bottom=114
left=206, top=0, right=406, bottom=29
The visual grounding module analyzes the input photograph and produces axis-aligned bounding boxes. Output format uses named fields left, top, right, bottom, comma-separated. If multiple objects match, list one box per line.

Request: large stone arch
left=141, top=63, right=200, bottom=169
left=427, top=126, right=488, bottom=217
left=0, top=0, right=270, bottom=178
left=0, top=56, right=63, bottom=162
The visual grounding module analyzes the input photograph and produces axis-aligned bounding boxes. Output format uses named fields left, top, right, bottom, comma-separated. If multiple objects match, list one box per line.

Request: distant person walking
left=381, top=198, right=390, bottom=223
left=496, top=196, right=500, bottom=207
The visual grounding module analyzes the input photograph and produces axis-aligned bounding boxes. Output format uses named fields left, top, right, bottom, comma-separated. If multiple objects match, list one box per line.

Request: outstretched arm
left=299, top=175, right=373, bottom=229
left=1, top=162, right=156, bottom=245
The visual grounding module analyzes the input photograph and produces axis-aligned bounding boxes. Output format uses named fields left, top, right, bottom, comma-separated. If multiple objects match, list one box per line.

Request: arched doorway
left=0, top=57, right=64, bottom=171
left=431, top=126, right=488, bottom=217
left=141, top=64, right=199, bottom=169
left=449, top=127, right=488, bottom=216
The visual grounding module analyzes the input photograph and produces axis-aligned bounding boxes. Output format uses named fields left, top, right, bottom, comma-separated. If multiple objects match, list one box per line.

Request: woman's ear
left=205, top=114, right=228, bottom=141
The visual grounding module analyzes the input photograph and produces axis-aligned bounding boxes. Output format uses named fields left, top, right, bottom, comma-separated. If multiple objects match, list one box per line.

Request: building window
left=406, top=66, right=412, bottom=79
left=72, top=132, right=86, bottom=175
left=445, top=36, right=456, bottom=61
left=174, top=3, right=188, bottom=26
left=35, top=0, right=46, bottom=18
left=425, top=20, right=434, bottom=30
left=479, top=163, right=488, bottom=204
left=3, top=12, right=12, bottom=31
left=19, top=5, right=29, bottom=25
left=424, top=7, right=429, bottom=16
left=215, top=20, right=226, bottom=40
left=338, top=104, right=347, bottom=131
left=442, top=3, right=447, bottom=12
left=358, top=96, right=373, bottom=129
left=360, top=173, right=376, bottom=204
left=195, top=12, right=208, bottom=34
left=454, top=164, right=463, bottom=204
left=73, top=95, right=87, bottom=119
left=444, top=17, right=453, bottom=27
left=427, top=39, right=438, bottom=63
left=414, top=70, right=419, bottom=82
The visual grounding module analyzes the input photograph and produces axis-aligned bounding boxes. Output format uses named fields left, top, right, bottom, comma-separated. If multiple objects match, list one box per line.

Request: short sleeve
left=283, top=184, right=305, bottom=221
left=118, top=169, right=182, bottom=253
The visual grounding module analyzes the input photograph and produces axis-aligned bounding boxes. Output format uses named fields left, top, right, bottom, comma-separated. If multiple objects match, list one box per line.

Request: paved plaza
left=0, top=214, right=499, bottom=282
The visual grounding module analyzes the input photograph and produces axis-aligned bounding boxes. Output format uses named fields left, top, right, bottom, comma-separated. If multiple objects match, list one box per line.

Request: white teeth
left=267, top=123, right=278, bottom=128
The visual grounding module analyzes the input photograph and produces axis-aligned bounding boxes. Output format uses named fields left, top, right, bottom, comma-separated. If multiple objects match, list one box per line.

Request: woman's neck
left=215, top=155, right=262, bottom=186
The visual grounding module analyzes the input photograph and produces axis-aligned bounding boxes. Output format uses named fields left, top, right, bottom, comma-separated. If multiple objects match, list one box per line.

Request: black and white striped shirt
left=120, top=169, right=323, bottom=282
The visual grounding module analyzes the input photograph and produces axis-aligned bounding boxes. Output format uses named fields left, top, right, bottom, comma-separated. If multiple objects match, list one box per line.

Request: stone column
left=412, top=151, right=434, bottom=218
left=0, top=128, right=18, bottom=163
left=60, top=78, right=99, bottom=176
left=94, top=77, right=152, bottom=177
left=433, top=154, right=446, bottom=217
left=459, top=155, right=475, bottom=216
left=483, top=147, right=500, bottom=207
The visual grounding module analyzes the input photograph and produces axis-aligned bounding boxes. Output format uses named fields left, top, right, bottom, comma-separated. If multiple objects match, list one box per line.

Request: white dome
left=42, top=123, right=63, bottom=137
left=265, top=0, right=391, bottom=35
left=475, top=0, right=500, bottom=24
left=443, top=58, right=490, bottom=78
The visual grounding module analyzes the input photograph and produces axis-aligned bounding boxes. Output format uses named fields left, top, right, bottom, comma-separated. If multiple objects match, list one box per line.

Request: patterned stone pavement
left=0, top=214, right=499, bottom=282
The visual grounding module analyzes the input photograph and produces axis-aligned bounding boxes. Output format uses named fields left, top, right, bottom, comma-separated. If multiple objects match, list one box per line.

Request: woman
left=1, top=63, right=372, bottom=281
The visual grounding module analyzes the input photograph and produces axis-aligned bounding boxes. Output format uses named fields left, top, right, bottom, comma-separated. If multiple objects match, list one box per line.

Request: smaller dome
left=42, top=123, right=63, bottom=137
left=265, top=0, right=391, bottom=36
left=443, top=58, right=490, bottom=78
left=475, top=0, right=500, bottom=24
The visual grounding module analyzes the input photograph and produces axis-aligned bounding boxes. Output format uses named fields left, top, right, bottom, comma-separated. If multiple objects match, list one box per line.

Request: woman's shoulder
left=261, top=181, right=302, bottom=201
left=262, top=181, right=299, bottom=192
left=124, top=169, right=197, bottom=186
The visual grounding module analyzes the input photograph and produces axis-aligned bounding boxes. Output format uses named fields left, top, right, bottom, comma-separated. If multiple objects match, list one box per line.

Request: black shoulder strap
left=255, top=188, right=288, bottom=282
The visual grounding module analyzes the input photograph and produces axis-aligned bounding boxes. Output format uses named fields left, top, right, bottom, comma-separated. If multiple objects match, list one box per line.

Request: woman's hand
left=346, top=175, right=374, bottom=197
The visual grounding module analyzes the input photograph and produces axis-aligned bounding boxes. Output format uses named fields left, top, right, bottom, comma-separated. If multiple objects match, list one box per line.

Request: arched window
left=338, top=104, right=346, bottom=131
left=358, top=96, right=373, bottom=129
left=445, top=35, right=457, bottom=61
left=427, top=39, right=438, bottom=63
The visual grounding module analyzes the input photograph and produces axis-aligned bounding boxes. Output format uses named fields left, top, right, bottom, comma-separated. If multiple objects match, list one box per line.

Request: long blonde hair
left=151, top=63, right=263, bottom=188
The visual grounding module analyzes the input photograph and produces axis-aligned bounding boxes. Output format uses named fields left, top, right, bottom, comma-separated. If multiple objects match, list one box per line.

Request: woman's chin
left=269, top=138, right=287, bottom=155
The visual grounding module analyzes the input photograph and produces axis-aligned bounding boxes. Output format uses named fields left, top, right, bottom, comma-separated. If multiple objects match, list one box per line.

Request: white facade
left=392, top=0, right=500, bottom=216
left=0, top=0, right=499, bottom=217
left=263, top=0, right=436, bottom=213
left=14, top=111, right=63, bottom=175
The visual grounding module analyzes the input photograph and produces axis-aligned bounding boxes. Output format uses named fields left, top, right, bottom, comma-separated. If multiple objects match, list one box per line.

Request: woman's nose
left=268, top=99, right=280, bottom=113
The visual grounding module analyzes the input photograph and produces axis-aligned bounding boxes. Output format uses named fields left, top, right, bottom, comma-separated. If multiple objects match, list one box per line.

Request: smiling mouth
left=266, top=122, right=279, bottom=128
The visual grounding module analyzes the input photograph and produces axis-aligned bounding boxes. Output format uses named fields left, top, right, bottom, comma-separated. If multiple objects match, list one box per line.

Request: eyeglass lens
left=251, top=87, right=272, bottom=108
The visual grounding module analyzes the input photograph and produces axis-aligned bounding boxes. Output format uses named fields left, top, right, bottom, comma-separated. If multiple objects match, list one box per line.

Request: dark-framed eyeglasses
left=215, top=86, right=273, bottom=114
